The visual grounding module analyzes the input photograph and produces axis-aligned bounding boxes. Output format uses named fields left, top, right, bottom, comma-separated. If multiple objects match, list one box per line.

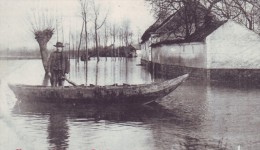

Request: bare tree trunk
left=68, top=45, right=70, bottom=59
left=78, top=21, right=84, bottom=63
left=95, top=22, right=100, bottom=62
left=42, top=73, right=50, bottom=86
left=39, top=42, right=49, bottom=72
left=84, top=12, right=88, bottom=85
left=104, top=24, right=108, bottom=61
left=184, top=5, right=190, bottom=39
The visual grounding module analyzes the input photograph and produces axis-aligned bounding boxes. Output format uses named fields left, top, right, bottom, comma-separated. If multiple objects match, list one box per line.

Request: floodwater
left=0, top=57, right=260, bottom=150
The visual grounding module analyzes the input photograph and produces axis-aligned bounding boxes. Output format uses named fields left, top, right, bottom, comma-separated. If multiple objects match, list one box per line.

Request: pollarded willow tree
left=34, top=29, right=54, bottom=73
left=28, top=9, right=54, bottom=74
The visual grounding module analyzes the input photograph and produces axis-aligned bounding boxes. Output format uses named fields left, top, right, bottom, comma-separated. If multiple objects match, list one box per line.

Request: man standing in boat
left=48, top=42, right=70, bottom=87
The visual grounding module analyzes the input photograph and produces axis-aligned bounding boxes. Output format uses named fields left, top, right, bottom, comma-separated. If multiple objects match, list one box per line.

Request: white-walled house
left=142, top=20, right=260, bottom=81
left=140, top=3, right=217, bottom=65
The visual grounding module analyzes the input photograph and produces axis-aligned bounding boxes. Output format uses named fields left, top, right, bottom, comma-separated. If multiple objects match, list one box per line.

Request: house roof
left=151, top=20, right=228, bottom=47
left=131, top=44, right=141, bottom=50
left=128, top=45, right=136, bottom=50
left=186, top=20, right=227, bottom=42
left=150, top=39, right=187, bottom=47
left=140, top=7, right=188, bottom=44
left=141, top=16, right=173, bottom=44
left=141, top=2, right=210, bottom=44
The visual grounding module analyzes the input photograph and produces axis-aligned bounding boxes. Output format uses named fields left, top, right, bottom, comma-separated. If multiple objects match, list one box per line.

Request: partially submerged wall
left=142, top=59, right=260, bottom=83
left=141, top=59, right=208, bottom=79
left=151, top=42, right=207, bottom=68
left=141, top=40, right=152, bottom=61
left=141, top=42, right=208, bottom=79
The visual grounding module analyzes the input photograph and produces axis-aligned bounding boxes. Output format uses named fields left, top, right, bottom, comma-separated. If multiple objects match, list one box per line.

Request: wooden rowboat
left=9, top=74, right=189, bottom=103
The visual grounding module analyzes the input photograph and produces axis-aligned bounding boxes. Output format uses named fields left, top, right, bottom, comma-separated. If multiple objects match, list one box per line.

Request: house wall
left=151, top=42, right=207, bottom=68
left=141, top=20, right=260, bottom=81
left=141, top=40, right=152, bottom=61
left=206, top=20, right=260, bottom=69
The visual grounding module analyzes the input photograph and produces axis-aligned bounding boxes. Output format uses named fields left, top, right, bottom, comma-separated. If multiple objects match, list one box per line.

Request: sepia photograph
left=0, top=0, right=260, bottom=149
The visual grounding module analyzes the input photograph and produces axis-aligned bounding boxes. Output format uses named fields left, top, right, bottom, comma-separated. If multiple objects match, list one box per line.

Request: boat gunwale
left=8, top=74, right=189, bottom=89
left=8, top=74, right=189, bottom=90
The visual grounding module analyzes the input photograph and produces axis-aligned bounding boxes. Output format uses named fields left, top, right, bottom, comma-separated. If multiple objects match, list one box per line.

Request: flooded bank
left=0, top=57, right=260, bottom=149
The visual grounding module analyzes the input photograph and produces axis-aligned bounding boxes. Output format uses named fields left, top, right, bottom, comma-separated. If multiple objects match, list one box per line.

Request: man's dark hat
left=54, top=42, right=64, bottom=47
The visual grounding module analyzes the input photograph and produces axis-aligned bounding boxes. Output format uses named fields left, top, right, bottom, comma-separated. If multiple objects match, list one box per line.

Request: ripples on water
left=0, top=57, right=260, bottom=150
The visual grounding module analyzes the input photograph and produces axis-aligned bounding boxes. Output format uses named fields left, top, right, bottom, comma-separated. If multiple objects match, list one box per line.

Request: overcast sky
left=0, top=0, right=154, bottom=50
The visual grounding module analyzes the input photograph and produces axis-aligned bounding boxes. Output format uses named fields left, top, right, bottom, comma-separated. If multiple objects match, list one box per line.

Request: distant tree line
left=0, top=48, right=41, bottom=58
left=0, top=45, right=131, bottom=60
left=64, top=45, right=131, bottom=60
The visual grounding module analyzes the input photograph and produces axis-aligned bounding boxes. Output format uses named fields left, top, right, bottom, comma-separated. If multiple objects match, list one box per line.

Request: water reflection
left=48, top=111, right=69, bottom=149
left=3, top=57, right=152, bottom=86
left=70, top=57, right=153, bottom=86
left=12, top=102, right=171, bottom=149
left=12, top=102, right=169, bottom=124
left=150, top=80, right=228, bottom=150
left=11, top=97, right=232, bottom=150
left=157, top=79, right=260, bottom=150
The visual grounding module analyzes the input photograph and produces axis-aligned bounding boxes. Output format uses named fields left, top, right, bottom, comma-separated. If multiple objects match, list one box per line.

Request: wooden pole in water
left=95, top=62, right=98, bottom=85
left=125, top=57, right=128, bottom=83
left=84, top=11, right=88, bottom=85
left=74, top=34, right=76, bottom=59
